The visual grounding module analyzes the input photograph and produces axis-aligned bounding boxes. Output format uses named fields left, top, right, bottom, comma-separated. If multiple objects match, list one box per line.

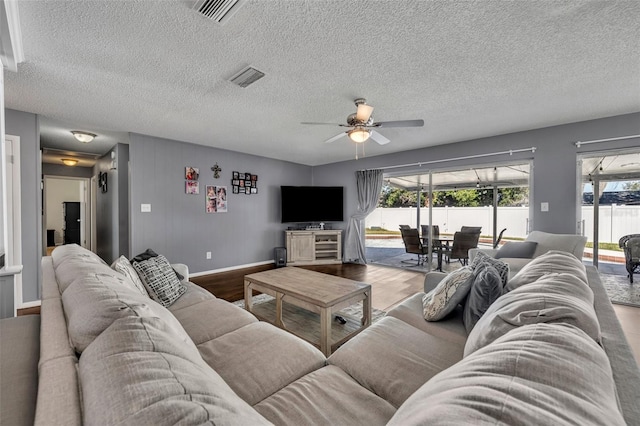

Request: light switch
left=141, top=204, right=151, bottom=213
left=540, top=202, right=549, bottom=212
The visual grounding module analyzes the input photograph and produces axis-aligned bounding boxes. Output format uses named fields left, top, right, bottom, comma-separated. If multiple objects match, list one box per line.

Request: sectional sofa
left=34, top=243, right=639, bottom=425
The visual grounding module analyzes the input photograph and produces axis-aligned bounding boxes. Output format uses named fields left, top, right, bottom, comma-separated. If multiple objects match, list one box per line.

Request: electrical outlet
left=141, top=204, right=151, bottom=213
left=206, top=252, right=212, bottom=259
left=541, top=202, right=549, bottom=212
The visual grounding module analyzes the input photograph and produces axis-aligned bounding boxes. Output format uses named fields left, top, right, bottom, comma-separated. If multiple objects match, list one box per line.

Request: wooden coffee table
left=244, top=267, right=372, bottom=356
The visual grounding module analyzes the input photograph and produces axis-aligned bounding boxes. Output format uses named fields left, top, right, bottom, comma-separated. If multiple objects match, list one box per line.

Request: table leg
left=244, top=280, right=253, bottom=312
left=437, top=249, right=443, bottom=272
left=275, top=292, right=284, bottom=328
left=320, top=307, right=332, bottom=357
left=362, top=291, right=371, bottom=327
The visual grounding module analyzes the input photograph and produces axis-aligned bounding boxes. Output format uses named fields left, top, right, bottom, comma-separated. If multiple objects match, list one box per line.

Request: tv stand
left=285, top=230, right=342, bottom=265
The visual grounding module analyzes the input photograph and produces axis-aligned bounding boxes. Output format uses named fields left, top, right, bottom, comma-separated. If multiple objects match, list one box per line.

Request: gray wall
left=4, top=109, right=41, bottom=302
left=312, top=112, right=640, bottom=236
left=43, top=163, right=93, bottom=178
left=129, top=133, right=311, bottom=273
left=94, top=143, right=129, bottom=264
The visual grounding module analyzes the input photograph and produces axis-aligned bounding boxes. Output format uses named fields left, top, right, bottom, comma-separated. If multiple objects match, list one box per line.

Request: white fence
left=365, top=206, right=640, bottom=243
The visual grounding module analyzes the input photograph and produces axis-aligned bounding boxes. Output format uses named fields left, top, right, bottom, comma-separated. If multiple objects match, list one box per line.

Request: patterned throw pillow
left=132, top=255, right=186, bottom=307
left=111, top=255, right=149, bottom=297
left=422, top=267, right=474, bottom=321
left=470, top=251, right=509, bottom=288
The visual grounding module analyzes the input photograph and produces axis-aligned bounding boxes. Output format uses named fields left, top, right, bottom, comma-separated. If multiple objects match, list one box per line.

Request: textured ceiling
left=4, top=0, right=640, bottom=166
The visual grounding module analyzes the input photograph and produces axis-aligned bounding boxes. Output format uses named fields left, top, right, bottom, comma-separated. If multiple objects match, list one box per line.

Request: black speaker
left=274, top=247, right=287, bottom=268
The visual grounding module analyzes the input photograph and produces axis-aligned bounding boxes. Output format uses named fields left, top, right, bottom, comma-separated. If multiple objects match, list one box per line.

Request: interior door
left=63, top=201, right=81, bottom=244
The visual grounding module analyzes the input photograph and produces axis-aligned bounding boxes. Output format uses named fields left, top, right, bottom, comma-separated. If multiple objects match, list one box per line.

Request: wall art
left=205, top=185, right=227, bottom=213
left=186, top=180, right=199, bottom=194
left=211, top=163, right=222, bottom=179
left=231, top=171, right=258, bottom=195
left=185, top=167, right=199, bottom=180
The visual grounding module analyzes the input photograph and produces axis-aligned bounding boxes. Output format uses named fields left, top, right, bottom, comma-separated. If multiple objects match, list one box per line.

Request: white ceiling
left=4, top=0, right=640, bottom=166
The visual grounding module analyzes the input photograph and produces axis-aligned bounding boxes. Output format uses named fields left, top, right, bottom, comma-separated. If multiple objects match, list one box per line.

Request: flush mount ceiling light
left=71, top=130, right=97, bottom=143
left=62, top=158, right=78, bottom=166
left=348, top=127, right=370, bottom=143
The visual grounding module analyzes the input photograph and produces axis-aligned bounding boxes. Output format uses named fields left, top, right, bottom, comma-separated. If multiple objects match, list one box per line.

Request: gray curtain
left=343, top=169, right=384, bottom=263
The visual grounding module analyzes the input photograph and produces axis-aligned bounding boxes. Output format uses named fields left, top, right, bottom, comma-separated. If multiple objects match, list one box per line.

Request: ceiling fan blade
left=356, top=104, right=374, bottom=122
left=370, top=130, right=390, bottom=145
left=325, top=132, right=347, bottom=144
left=301, top=122, right=342, bottom=126
left=376, top=119, right=424, bottom=128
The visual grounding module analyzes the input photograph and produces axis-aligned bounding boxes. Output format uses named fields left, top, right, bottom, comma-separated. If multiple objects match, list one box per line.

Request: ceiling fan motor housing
left=347, top=113, right=374, bottom=126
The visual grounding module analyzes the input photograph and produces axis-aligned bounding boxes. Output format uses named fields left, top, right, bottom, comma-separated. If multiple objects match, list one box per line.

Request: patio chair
left=443, top=231, right=481, bottom=266
left=399, top=225, right=411, bottom=231
left=494, top=228, right=507, bottom=249
left=460, top=226, right=482, bottom=234
left=400, top=228, right=429, bottom=266
left=619, top=234, right=640, bottom=283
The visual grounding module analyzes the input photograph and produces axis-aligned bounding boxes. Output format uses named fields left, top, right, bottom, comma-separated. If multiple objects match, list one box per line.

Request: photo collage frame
left=231, top=171, right=258, bottom=195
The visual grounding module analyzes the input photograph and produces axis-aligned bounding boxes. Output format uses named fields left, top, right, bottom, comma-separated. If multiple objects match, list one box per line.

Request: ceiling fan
left=302, top=98, right=424, bottom=146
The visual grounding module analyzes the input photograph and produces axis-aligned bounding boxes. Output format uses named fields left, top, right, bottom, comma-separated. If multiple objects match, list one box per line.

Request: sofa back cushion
left=61, top=273, right=195, bottom=353
left=526, top=230, right=587, bottom=259
left=389, top=323, right=625, bottom=426
left=79, top=316, right=271, bottom=426
left=465, top=272, right=600, bottom=356
left=505, top=250, right=587, bottom=292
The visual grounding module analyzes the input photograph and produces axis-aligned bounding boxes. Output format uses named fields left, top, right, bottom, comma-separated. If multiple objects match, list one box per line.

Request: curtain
left=343, top=169, right=384, bottom=263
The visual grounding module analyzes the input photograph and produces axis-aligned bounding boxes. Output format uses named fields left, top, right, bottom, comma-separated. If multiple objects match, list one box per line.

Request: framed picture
left=186, top=180, right=199, bottom=194
left=232, top=171, right=239, bottom=180
left=245, top=180, right=251, bottom=187
left=251, top=174, right=258, bottom=181
left=232, top=179, right=239, bottom=186
left=99, top=172, right=108, bottom=193
left=185, top=167, right=199, bottom=181
left=232, top=186, right=239, bottom=194
left=239, top=173, right=245, bottom=180
left=250, top=187, right=257, bottom=194
left=216, top=186, right=227, bottom=212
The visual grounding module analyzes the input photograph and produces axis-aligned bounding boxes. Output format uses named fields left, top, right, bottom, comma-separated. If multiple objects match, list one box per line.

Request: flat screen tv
left=281, top=186, right=344, bottom=223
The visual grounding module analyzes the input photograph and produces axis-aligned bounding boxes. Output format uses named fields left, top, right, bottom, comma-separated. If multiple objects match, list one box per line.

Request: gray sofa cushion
left=506, top=250, right=588, bottom=292
left=171, top=298, right=258, bottom=345
left=389, top=323, right=625, bottom=426
left=79, top=316, right=271, bottom=426
left=495, top=241, right=538, bottom=258
left=386, top=293, right=467, bottom=346
left=462, top=263, right=502, bottom=333
left=328, top=316, right=464, bottom=408
left=422, top=266, right=474, bottom=321
left=465, top=272, right=600, bottom=356
left=167, top=281, right=216, bottom=312
left=62, top=273, right=195, bottom=353
left=255, top=365, right=396, bottom=425
left=0, top=316, right=40, bottom=426
left=526, top=230, right=587, bottom=259
left=197, top=322, right=326, bottom=406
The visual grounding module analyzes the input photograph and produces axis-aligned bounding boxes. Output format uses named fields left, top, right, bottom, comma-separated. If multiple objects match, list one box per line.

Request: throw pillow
left=469, top=251, right=509, bottom=288
left=131, top=248, right=184, bottom=281
left=111, top=255, right=149, bottom=297
left=463, top=263, right=502, bottom=333
left=495, top=241, right=538, bottom=259
left=423, top=267, right=474, bottom=321
left=132, top=254, right=186, bottom=307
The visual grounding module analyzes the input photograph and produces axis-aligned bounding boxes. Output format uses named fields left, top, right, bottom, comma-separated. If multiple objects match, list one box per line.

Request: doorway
left=43, top=176, right=92, bottom=254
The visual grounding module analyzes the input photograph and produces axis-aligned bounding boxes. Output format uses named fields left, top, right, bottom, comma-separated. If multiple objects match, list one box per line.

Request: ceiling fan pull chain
left=355, top=143, right=358, bottom=160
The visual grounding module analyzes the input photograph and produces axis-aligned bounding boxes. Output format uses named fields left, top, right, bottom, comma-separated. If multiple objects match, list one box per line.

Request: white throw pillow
left=111, top=255, right=149, bottom=297
left=423, top=267, right=474, bottom=321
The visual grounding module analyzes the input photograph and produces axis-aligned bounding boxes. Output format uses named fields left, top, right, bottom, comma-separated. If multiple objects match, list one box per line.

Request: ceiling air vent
left=229, top=66, right=265, bottom=88
left=192, top=0, right=246, bottom=24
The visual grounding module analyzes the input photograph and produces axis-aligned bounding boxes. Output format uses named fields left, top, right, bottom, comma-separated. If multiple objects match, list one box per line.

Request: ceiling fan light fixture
left=348, top=127, right=370, bottom=143
left=71, top=130, right=97, bottom=143
left=62, top=158, right=78, bottom=166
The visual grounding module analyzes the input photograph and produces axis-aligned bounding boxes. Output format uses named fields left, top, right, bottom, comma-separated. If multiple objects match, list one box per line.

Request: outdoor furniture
left=619, top=234, right=640, bottom=283
left=494, top=228, right=507, bottom=249
left=399, top=224, right=411, bottom=231
left=443, top=231, right=481, bottom=266
left=460, top=226, right=482, bottom=234
left=400, top=228, right=429, bottom=266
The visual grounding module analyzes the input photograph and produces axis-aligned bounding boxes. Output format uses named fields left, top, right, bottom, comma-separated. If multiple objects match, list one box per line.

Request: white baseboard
left=189, top=260, right=274, bottom=278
